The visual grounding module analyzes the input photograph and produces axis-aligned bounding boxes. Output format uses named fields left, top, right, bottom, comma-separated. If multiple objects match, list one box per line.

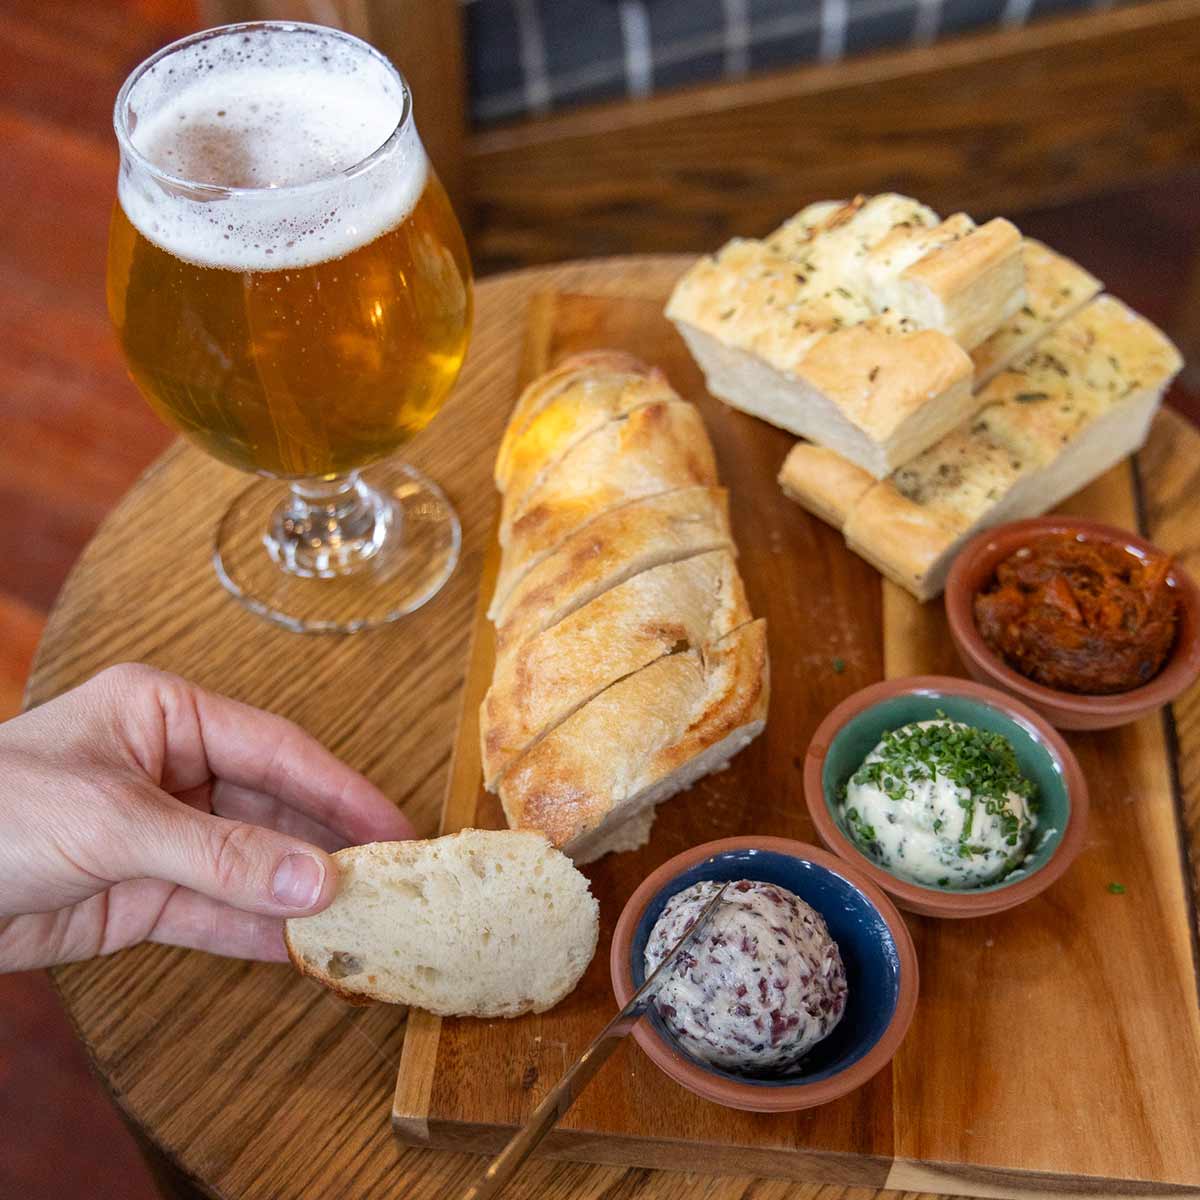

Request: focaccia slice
left=668, top=194, right=1028, bottom=478
left=780, top=295, right=1182, bottom=600
left=971, top=240, right=1102, bottom=387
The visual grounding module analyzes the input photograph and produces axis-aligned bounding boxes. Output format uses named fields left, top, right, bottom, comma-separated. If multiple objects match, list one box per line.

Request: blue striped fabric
left=463, top=0, right=1125, bottom=125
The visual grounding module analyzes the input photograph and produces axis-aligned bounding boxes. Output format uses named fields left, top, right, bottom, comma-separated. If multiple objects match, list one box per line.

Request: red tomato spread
left=973, top=533, right=1178, bottom=694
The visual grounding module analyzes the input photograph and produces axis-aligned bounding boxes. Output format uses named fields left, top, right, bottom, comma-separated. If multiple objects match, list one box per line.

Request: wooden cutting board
left=392, top=290, right=1200, bottom=1196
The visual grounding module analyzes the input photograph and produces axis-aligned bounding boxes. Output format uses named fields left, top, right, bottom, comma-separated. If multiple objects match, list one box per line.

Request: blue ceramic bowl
left=610, top=837, right=918, bottom=1112
left=805, top=676, right=1089, bottom=918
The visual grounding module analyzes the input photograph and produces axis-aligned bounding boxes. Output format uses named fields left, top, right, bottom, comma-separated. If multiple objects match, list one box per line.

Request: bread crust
left=971, top=240, right=1102, bottom=386
left=786, top=295, right=1182, bottom=599
left=482, top=549, right=750, bottom=786
left=499, top=367, right=675, bottom=526
left=494, top=485, right=733, bottom=650
left=492, top=400, right=720, bottom=614
left=495, top=350, right=649, bottom=486
left=499, top=620, right=769, bottom=849
left=778, top=443, right=876, bottom=530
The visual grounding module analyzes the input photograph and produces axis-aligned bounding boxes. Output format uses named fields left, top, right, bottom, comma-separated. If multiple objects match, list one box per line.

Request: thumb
left=109, top=787, right=340, bottom=917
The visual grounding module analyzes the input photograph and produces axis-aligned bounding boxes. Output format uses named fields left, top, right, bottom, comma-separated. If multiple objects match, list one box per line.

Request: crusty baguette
left=482, top=549, right=750, bottom=787
left=485, top=353, right=766, bottom=860
left=499, top=365, right=676, bottom=528
left=491, top=400, right=719, bottom=617
left=971, top=240, right=1102, bottom=387
left=493, top=485, right=733, bottom=654
left=779, top=295, right=1182, bottom=600
left=284, top=831, right=598, bottom=1017
left=499, top=620, right=769, bottom=859
left=494, top=350, right=646, bottom=488
left=667, top=194, right=1028, bottom=479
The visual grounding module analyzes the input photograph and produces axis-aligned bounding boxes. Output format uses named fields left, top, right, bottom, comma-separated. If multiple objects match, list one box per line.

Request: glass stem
left=266, top=471, right=395, bottom=579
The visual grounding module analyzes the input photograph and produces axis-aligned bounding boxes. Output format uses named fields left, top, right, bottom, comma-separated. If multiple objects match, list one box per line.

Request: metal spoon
left=459, top=882, right=730, bottom=1200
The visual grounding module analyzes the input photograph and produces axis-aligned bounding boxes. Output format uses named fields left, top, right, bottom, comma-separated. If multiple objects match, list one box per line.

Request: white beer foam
left=117, top=25, right=426, bottom=272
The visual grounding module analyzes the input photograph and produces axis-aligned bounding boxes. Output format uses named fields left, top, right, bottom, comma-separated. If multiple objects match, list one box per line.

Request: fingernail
left=271, top=853, right=325, bottom=909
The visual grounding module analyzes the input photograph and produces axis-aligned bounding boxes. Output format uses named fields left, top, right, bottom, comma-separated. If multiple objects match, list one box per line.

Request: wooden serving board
left=393, top=290, right=1200, bottom=1196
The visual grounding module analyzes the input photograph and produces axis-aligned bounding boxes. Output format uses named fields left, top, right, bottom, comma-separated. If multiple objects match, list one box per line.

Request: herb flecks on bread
left=781, top=296, right=1183, bottom=600
left=666, top=194, right=1026, bottom=478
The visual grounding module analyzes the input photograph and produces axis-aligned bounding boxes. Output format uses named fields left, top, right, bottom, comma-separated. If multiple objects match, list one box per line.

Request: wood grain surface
left=393, top=288, right=1200, bottom=1195
left=466, top=0, right=1200, bottom=270
left=25, top=258, right=1200, bottom=1200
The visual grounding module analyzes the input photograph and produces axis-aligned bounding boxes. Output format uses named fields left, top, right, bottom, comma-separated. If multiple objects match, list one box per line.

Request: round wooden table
left=28, top=257, right=1200, bottom=1200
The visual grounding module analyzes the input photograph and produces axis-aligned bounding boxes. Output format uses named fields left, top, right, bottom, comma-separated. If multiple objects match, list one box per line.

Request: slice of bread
left=666, top=194, right=1027, bottom=479
left=499, top=620, right=769, bottom=859
left=482, top=549, right=750, bottom=787
left=493, top=485, right=733, bottom=654
left=971, top=240, right=1102, bottom=387
left=779, top=295, right=1183, bottom=600
left=494, top=350, right=647, bottom=487
left=491, top=400, right=719, bottom=617
left=284, top=830, right=599, bottom=1017
left=768, top=197, right=1025, bottom=349
left=498, top=365, right=676, bottom=528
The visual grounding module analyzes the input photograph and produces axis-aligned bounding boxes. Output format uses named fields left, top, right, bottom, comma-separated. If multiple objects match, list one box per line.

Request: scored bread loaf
left=284, top=830, right=598, bottom=1016
left=666, top=194, right=1026, bottom=479
left=482, top=549, right=750, bottom=788
left=484, top=353, right=768, bottom=860
left=780, top=295, right=1182, bottom=600
left=493, top=485, right=733, bottom=655
left=500, top=621, right=769, bottom=864
left=490, top=400, right=719, bottom=618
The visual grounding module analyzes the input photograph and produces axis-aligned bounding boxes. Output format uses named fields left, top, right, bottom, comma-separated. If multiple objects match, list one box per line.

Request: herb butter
left=839, top=717, right=1037, bottom=888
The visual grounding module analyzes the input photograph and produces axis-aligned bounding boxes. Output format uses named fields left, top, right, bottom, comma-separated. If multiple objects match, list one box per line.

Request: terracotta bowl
left=804, top=676, right=1088, bottom=919
left=944, top=517, right=1200, bottom=731
left=610, top=837, right=918, bottom=1113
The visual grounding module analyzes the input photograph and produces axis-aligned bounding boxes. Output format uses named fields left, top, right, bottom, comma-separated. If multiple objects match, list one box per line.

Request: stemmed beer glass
left=107, top=22, right=473, bottom=632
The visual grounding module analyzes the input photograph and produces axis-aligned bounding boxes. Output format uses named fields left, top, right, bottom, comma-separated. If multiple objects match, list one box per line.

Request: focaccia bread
left=971, top=240, right=1102, bottom=387
left=779, top=295, right=1182, bottom=600
left=485, top=353, right=767, bottom=860
left=666, top=194, right=1026, bottom=478
left=768, top=197, right=1025, bottom=350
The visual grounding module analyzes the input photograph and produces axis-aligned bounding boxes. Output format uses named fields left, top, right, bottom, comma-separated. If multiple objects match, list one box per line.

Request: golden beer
left=107, top=172, right=471, bottom=480
left=109, top=21, right=473, bottom=630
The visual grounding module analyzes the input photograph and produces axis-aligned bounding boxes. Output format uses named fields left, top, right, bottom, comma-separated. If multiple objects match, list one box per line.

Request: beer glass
left=107, top=22, right=473, bottom=632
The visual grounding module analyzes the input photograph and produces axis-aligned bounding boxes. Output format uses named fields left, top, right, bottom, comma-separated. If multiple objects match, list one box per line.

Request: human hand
left=0, top=663, right=414, bottom=972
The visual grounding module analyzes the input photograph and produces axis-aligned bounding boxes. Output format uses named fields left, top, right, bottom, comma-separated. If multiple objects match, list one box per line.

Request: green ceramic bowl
left=804, top=676, right=1088, bottom=918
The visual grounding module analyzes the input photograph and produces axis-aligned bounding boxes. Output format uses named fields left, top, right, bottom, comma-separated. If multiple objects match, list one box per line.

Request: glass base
left=214, top=461, right=461, bottom=634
